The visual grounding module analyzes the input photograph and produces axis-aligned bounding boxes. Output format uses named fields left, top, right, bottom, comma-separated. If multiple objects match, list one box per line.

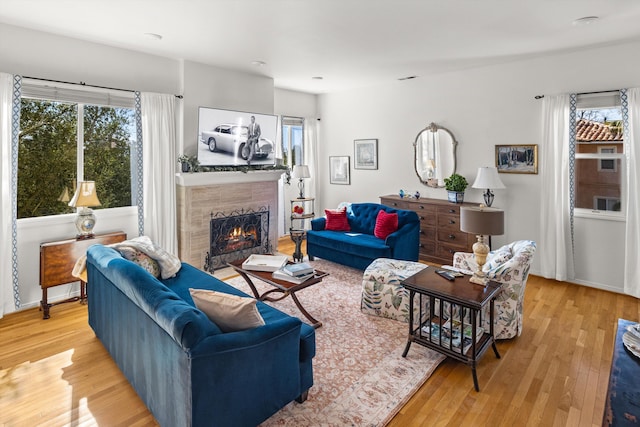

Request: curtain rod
left=534, top=89, right=619, bottom=100
left=22, top=76, right=183, bottom=99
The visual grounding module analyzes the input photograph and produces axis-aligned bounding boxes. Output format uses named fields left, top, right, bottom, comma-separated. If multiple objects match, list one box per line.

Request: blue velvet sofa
left=307, top=202, right=420, bottom=270
left=86, top=245, right=315, bottom=427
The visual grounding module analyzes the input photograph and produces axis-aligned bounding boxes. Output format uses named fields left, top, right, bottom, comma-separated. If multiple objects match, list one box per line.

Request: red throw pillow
left=374, top=210, right=398, bottom=239
left=325, top=208, right=351, bottom=231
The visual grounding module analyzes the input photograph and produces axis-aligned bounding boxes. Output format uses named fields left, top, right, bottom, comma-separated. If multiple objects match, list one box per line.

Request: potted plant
left=177, top=155, right=200, bottom=173
left=444, top=173, right=468, bottom=203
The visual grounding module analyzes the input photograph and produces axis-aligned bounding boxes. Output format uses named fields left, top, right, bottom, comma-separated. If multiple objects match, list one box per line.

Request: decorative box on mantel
left=176, top=171, right=285, bottom=269
left=380, top=195, right=475, bottom=265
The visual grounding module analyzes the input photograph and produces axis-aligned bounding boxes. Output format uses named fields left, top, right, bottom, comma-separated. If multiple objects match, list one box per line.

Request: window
left=574, top=94, right=624, bottom=216
left=598, top=146, right=617, bottom=172
left=281, top=116, right=304, bottom=167
left=18, top=82, right=136, bottom=219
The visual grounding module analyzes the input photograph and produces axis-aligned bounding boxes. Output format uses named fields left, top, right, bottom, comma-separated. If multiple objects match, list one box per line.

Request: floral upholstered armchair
left=453, top=240, right=537, bottom=339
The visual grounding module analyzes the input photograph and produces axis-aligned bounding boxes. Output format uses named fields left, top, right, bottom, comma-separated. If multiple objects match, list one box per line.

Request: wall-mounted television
left=197, top=107, right=278, bottom=167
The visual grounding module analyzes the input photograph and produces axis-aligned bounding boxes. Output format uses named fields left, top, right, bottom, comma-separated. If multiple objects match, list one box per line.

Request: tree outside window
left=18, top=98, right=135, bottom=219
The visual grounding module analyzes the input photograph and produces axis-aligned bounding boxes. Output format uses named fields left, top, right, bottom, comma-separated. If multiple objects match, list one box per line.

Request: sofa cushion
left=190, top=289, right=266, bottom=333
left=325, top=208, right=351, bottom=231
left=307, top=230, right=392, bottom=259
left=117, top=246, right=161, bottom=278
left=374, top=210, right=398, bottom=239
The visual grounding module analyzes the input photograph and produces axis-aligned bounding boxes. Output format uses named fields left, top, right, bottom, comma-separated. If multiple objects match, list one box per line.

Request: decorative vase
left=181, top=162, right=190, bottom=173
left=447, top=191, right=464, bottom=204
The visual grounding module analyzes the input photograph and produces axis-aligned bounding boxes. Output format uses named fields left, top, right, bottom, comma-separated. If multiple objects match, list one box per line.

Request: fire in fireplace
left=204, top=207, right=270, bottom=272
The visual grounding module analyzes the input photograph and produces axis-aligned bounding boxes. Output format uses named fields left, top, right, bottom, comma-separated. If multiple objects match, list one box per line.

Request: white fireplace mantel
left=175, top=170, right=285, bottom=187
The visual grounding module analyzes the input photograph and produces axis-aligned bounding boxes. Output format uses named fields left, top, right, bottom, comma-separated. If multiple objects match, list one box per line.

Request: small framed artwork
left=354, top=139, right=378, bottom=170
left=495, top=144, right=538, bottom=174
left=329, top=156, right=350, bottom=185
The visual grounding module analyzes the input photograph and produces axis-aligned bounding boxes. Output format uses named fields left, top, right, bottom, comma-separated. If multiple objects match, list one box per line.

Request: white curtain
left=624, top=88, right=640, bottom=297
left=141, top=92, right=178, bottom=255
left=304, top=117, right=319, bottom=208
left=0, top=73, right=14, bottom=317
left=539, top=94, right=575, bottom=281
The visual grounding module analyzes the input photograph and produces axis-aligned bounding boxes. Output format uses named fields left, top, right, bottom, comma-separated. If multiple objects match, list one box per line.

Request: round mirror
left=413, top=122, right=458, bottom=187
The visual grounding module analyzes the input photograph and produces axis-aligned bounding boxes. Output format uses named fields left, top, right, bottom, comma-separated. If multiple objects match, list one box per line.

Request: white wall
left=317, top=39, right=640, bottom=293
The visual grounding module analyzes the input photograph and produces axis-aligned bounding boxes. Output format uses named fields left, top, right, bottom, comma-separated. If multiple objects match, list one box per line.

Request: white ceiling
left=2, top=0, right=640, bottom=94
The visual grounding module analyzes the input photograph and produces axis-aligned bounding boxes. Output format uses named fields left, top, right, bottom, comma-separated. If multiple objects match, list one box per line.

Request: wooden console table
left=39, top=231, right=126, bottom=319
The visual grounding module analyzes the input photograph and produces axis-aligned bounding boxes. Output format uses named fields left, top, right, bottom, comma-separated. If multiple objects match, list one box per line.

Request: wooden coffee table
left=227, top=258, right=329, bottom=329
left=401, top=267, right=503, bottom=391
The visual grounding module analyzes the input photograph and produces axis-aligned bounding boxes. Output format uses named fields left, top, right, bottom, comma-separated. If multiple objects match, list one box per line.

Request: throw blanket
left=72, top=235, right=181, bottom=281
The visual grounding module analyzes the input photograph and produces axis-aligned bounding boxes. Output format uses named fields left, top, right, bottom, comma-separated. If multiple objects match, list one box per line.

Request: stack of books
left=272, top=262, right=315, bottom=284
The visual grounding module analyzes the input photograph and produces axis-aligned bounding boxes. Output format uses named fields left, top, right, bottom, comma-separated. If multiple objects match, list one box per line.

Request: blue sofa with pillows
left=86, top=244, right=315, bottom=427
left=307, top=202, right=420, bottom=270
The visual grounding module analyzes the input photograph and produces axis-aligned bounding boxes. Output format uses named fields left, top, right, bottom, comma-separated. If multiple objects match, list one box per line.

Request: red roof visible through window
left=576, top=119, right=623, bottom=142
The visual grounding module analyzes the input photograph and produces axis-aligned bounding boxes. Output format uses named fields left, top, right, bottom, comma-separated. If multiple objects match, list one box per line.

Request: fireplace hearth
left=204, top=207, right=271, bottom=272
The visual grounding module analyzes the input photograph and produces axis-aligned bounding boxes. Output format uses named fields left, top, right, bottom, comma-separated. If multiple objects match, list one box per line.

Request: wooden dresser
left=380, top=195, right=475, bottom=265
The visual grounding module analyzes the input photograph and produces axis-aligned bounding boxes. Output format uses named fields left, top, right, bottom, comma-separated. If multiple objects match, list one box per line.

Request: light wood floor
left=1, top=237, right=638, bottom=426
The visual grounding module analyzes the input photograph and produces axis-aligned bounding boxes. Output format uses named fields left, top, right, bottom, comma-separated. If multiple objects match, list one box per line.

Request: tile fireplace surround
left=176, top=170, right=284, bottom=269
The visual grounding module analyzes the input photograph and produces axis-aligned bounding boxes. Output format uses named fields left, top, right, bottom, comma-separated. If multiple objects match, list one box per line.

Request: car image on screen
left=200, top=124, right=273, bottom=160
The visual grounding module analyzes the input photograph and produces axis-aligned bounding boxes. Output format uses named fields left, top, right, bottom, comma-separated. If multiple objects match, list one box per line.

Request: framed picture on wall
left=329, top=156, right=350, bottom=185
left=354, top=139, right=378, bottom=169
left=495, top=144, right=538, bottom=174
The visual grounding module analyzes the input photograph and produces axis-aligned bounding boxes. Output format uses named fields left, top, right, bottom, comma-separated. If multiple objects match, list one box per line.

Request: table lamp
left=471, top=167, right=505, bottom=207
left=68, top=181, right=101, bottom=238
left=460, top=205, right=504, bottom=285
left=293, top=165, right=311, bottom=199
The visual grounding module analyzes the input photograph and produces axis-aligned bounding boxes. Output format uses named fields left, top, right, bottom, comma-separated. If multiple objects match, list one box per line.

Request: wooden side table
left=39, top=231, right=126, bottom=319
left=401, top=267, right=503, bottom=391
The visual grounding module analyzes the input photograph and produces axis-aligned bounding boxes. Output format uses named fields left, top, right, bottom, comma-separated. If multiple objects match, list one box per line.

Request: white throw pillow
left=189, top=289, right=265, bottom=333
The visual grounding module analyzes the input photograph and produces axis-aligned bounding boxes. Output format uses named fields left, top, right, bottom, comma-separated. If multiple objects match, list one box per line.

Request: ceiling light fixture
left=143, top=33, right=163, bottom=40
left=398, top=76, right=418, bottom=81
left=251, top=60, right=267, bottom=67
left=572, top=16, right=599, bottom=26
left=312, top=76, right=324, bottom=80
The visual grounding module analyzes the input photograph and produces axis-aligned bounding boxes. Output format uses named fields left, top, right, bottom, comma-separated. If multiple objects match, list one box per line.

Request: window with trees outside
left=18, top=83, right=137, bottom=219
left=281, top=116, right=304, bottom=168
left=574, top=93, right=624, bottom=217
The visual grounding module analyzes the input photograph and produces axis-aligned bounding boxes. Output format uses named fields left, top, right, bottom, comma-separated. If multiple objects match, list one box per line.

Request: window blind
left=21, top=79, right=135, bottom=108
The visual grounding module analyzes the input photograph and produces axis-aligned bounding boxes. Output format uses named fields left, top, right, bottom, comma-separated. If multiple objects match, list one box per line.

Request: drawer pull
left=392, top=203, right=398, bottom=206
left=419, top=243, right=424, bottom=248
left=420, top=230, right=424, bottom=234
left=448, top=234, right=456, bottom=240
left=449, top=249, right=455, bottom=254
left=420, top=216, right=425, bottom=220
left=449, top=220, right=455, bottom=224
left=449, top=209, right=455, bottom=213
left=419, top=205, right=424, bottom=209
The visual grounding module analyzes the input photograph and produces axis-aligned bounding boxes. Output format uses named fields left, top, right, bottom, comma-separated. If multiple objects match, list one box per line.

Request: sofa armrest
left=191, top=315, right=310, bottom=358
left=385, top=221, right=419, bottom=261
left=311, top=217, right=326, bottom=231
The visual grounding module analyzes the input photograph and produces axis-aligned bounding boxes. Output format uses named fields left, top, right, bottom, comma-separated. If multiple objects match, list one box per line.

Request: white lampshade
left=68, top=181, right=101, bottom=208
left=472, top=167, right=505, bottom=190
left=293, top=165, right=311, bottom=179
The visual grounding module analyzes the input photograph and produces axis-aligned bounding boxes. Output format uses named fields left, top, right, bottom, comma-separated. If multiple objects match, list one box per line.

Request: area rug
left=225, top=259, right=445, bottom=426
